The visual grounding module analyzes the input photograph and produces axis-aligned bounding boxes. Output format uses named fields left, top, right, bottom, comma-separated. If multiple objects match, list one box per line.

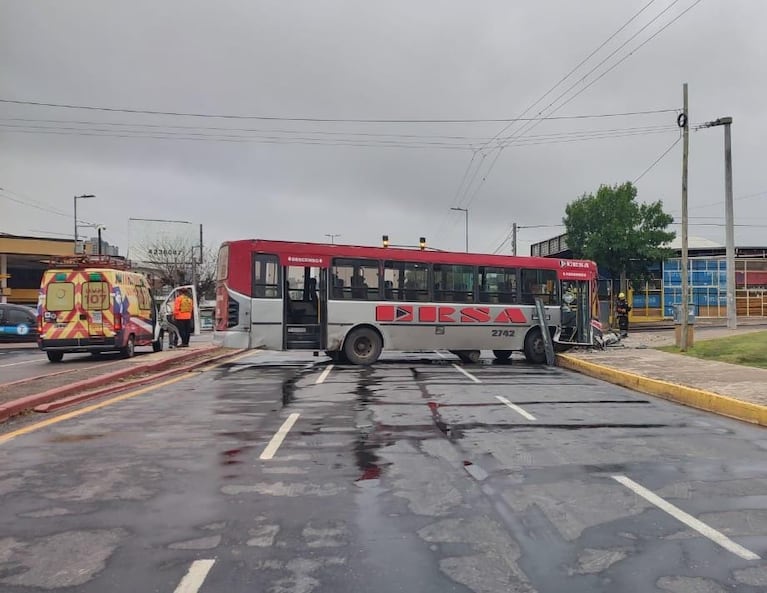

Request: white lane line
left=173, top=559, right=216, bottom=593
left=452, top=363, right=481, bottom=383
left=495, top=395, right=537, bottom=421
left=315, top=364, right=334, bottom=384
left=434, top=350, right=447, bottom=359
left=259, top=413, right=301, bottom=460
left=612, top=475, right=761, bottom=561
left=0, top=359, right=39, bottom=368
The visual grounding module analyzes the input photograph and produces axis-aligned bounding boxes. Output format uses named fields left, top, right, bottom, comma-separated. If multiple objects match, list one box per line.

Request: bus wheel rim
left=355, top=337, right=371, bottom=356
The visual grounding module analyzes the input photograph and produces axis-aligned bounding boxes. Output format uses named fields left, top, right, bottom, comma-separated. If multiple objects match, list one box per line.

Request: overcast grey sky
left=2, top=0, right=765, bottom=257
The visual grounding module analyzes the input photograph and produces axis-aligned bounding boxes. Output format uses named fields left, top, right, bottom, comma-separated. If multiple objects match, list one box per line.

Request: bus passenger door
left=283, top=265, right=325, bottom=350
left=556, top=279, right=593, bottom=346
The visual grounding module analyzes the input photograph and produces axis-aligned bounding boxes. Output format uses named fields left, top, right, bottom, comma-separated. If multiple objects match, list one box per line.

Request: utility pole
left=511, top=222, right=517, bottom=256
left=324, top=234, right=341, bottom=244
left=73, top=194, right=95, bottom=254
left=701, top=117, right=736, bottom=329
left=680, top=84, right=690, bottom=351
left=450, top=207, right=469, bottom=252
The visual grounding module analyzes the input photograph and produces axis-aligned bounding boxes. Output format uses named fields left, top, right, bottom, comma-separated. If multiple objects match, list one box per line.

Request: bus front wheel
left=523, top=329, right=546, bottom=364
left=343, top=327, right=382, bottom=366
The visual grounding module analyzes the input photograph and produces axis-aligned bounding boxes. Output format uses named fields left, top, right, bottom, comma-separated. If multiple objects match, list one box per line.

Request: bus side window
left=479, top=267, right=517, bottom=304
left=253, top=254, right=281, bottom=299
left=332, top=258, right=379, bottom=301
left=384, top=261, right=429, bottom=302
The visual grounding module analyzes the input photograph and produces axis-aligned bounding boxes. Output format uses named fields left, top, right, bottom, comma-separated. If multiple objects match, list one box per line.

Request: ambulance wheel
left=152, top=331, right=164, bottom=352
left=343, top=327, right=382, bottom=366
left=523, top=328, right=546, bottom=364
left=493, top=350, right=512, bottom=361
left=46, top=351, right=64, bottom=363
left=121, top=335, right=135, bottom=359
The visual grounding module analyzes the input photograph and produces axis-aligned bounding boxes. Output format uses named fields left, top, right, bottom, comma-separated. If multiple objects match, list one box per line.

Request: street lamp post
left=97, top=225, right=106, bottom=255
left=701, top=116, right=736, bottom=329
left=324, top=234, right=341, bottom=244
left=73, top=194, right=95, bottom=253
left=450, top=207, right=469, bottom=252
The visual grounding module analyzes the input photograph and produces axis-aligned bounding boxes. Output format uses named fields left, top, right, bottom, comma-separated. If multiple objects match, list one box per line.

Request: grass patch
left=659, top=331, right=767, bottom=369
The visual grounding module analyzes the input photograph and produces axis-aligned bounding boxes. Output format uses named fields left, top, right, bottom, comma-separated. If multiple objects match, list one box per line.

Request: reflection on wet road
left=0, top=350, right=765, bottom=593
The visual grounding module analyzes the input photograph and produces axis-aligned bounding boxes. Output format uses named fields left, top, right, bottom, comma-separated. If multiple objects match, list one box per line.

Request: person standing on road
left=173, top=288, right=194, bottom=347
left=616, top=292, right=631, bottom=338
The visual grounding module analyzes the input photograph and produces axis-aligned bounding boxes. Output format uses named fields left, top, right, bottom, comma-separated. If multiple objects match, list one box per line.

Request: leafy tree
left=563, top=182, right=675, bottom=290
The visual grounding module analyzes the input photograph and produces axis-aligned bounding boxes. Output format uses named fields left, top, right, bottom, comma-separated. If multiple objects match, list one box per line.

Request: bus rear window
left=217, top=245, right=230, bottom=281
left=83, top=282, right=110, bottom=310
left=46, top=282, right=75, bottom=311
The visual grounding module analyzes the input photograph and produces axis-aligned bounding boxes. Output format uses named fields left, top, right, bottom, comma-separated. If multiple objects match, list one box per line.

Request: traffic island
left=557, top=353, right=767, bottom=427
left=0, top=346, right=245, bottom=422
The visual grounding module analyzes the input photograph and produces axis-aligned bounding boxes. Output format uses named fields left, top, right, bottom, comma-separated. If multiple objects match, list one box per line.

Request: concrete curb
left=556, top=353, right=767, bottom=427
left=33, top=348, right=246, bottom=413
left=0, top=345, right=225, bottom=422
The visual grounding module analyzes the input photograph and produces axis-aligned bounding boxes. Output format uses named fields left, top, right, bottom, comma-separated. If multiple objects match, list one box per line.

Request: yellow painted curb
left=556, top=354, right=767, bottom=427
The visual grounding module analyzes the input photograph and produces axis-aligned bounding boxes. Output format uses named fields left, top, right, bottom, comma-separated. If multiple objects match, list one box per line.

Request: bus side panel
left=326, top=302, right=561, bottom=352
left=249, top=298, right=282, bottom=349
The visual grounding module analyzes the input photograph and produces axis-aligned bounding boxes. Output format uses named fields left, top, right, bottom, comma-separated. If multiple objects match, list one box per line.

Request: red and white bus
left=214, top=239, right=598, bottom=364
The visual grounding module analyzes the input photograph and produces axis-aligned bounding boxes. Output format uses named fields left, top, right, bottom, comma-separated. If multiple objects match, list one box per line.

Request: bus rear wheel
left=452, top=350, right=481, bottom=364
left=326, top=350, right=348, bottom=364
left=493, top=350, right=512, bottom=362
left=343, top=327, right=382, bottom=366
left=523, top=328, right=546, bottom=364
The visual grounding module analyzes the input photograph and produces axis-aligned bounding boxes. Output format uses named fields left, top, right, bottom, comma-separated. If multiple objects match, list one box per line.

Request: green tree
left=563, top=182, right=675, bottom=289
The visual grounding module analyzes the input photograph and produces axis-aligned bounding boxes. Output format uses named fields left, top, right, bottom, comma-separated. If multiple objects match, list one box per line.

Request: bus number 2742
left=491, top=329, right=515, bottom=337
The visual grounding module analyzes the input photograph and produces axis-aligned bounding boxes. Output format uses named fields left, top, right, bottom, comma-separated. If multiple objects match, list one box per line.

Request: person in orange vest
left=173, top=288, right=194, bottom=347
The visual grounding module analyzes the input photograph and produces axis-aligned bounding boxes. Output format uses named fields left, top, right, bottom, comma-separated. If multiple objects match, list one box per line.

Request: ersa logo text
left=376, top=305, right=527, bottom=324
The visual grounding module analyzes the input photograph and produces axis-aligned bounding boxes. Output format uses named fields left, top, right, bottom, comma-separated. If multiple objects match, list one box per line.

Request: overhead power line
left=476, top=0, right=662, bottom=154
left=0, top=122, right=680, bottom=150
left=441, top=0, right=707, bottom=231
left=0, top=98, right=678, bottom=123
left=633, top=134, right=682, bottom=183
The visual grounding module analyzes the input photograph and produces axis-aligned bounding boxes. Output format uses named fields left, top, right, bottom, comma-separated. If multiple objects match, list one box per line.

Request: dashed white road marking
left=315, top=364, right=334, bottom=384
left=495, top=395, right=537, bottom=421
left=452, top=363, right=481, bottom=383
left=260, top=413, right=301, bottom=460
left=173, top=559, right=216, bottom=593
left=434, top=350, right=447, bottom=359
left=612, top=475, right=761, bottom=561
left=0, top=359, right=39, bottom=368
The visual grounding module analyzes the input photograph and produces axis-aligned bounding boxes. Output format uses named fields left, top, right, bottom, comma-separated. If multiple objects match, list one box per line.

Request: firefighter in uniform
left=173, top=289, right=194, bottom=347
left=616, top=292, right=631, bottom=338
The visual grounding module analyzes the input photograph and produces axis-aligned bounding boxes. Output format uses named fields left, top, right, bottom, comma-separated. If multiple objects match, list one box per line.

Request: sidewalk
left=557, top=325, right=767, bottom=426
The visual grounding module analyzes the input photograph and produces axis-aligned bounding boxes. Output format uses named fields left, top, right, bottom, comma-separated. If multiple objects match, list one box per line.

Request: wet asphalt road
left=0, top=350, right=766, bottom=593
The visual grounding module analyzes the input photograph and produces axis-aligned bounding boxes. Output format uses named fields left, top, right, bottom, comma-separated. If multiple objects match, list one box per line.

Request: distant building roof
left=665, top=236, right=723, bottom=250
